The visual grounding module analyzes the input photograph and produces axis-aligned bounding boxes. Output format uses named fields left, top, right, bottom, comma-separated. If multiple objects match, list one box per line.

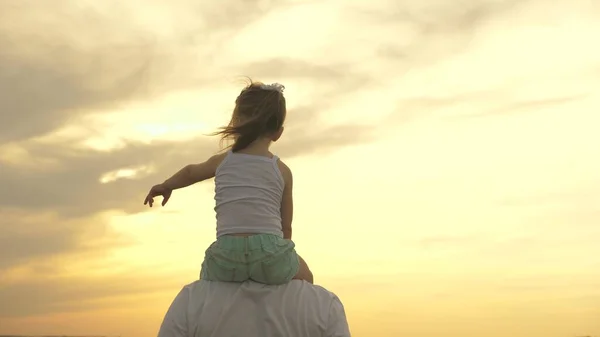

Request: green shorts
left=200, top=233, right=300, bottom=285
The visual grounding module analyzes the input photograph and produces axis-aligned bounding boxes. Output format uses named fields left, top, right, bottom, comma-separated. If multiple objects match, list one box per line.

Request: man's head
left=158, top=280, right=350, bottom=337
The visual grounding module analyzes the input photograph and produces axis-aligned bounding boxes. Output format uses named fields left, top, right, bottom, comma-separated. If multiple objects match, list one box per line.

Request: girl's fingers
left=144, top=194, right=154, bottom=207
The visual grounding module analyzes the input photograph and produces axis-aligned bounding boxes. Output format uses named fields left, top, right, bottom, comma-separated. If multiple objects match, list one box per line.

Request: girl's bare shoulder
left=276, top=158, right=293, bottom=183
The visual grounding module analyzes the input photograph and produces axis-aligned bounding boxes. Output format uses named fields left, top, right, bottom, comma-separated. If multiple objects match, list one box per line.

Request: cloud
left=0, top=140, right=201, bottom=215
left=418, top=235, right=480, bottom=250
left=452, top=94, right=591, bottom=119
left=0, top=137, right=202, bottom=272
left=347, top=0, right=523, bottom=68
left=0, top=0, right=311, bottom=143
left=495, top=180, right=600, bottom=207
left=0, top=226, right=130, bottom=281
left=0, top=2, right=163, bottom=143
left=0, top=211, right=92, bottom=270
left=236, top=58, right=371, bottom=82
left=344, top=0, right=600, bottom=125
left=0, top=269, right=179, bottom=317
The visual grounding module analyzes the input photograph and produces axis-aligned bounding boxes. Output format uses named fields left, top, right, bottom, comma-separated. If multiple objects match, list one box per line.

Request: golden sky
left=1, top=0, right=599, bottom=336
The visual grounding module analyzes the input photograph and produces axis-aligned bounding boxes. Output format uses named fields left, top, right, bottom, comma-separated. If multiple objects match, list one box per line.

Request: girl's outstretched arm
left=278, top=160, right=294, bottom=240
left=162, top=153, right=226, bottom=190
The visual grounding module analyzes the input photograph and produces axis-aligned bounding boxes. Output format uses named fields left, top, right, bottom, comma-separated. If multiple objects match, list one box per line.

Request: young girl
left=143, top=80, right=314, bottom=284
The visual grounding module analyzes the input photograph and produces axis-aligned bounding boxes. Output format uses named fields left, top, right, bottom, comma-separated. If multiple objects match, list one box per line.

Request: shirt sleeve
left=157, top=286, right=189, bottom=337
left=325, top=295, right=351, bottom=337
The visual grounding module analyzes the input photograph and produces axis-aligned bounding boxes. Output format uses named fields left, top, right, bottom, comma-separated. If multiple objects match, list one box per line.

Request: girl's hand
left=144, top=184, right=173, bottom=207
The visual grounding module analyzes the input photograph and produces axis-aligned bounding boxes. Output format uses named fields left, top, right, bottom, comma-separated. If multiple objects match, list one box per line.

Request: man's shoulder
left=184, top=279, right=339, bottom=302
left=186, top=279, right=335, bottom=292
left=302, top=283, right=340, bottom=300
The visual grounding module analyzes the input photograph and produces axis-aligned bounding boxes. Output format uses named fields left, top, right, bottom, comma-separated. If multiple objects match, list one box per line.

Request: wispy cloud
left=451, top=94, right=591, bottom=119
left=0, top=270, right=179, bottom=317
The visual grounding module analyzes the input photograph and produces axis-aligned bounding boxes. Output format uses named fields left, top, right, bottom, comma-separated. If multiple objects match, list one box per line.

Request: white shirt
left=214, top=152, right=285, bottom=238
left=157, top=280, right=351, bottom=337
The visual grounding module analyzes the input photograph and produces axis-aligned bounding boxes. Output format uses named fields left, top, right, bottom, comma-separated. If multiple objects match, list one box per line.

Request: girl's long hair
left=213, top=78, right=286, bottom=152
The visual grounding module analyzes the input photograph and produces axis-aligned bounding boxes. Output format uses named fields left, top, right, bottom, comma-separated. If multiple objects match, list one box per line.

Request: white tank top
left=214, top=151, right=284, bottom=238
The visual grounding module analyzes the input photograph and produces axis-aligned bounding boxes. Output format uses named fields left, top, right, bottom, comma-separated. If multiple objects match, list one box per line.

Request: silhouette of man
left=158, top=279, right=351, bottom=337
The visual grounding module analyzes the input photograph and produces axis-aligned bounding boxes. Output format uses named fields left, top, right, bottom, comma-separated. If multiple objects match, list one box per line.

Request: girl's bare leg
left=293, top=255, right=314, bottom=284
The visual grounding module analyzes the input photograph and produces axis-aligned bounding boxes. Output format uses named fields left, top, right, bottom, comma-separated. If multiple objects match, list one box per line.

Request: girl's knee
left=304, top=268, right=314, bottom=284
left=293, top=267, right=313, bottom=283
left=295, top=256, right=314, bottom=284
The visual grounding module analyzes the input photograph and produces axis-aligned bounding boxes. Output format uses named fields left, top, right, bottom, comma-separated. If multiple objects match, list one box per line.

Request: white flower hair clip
left=259, top=82, right=285, bottom=93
